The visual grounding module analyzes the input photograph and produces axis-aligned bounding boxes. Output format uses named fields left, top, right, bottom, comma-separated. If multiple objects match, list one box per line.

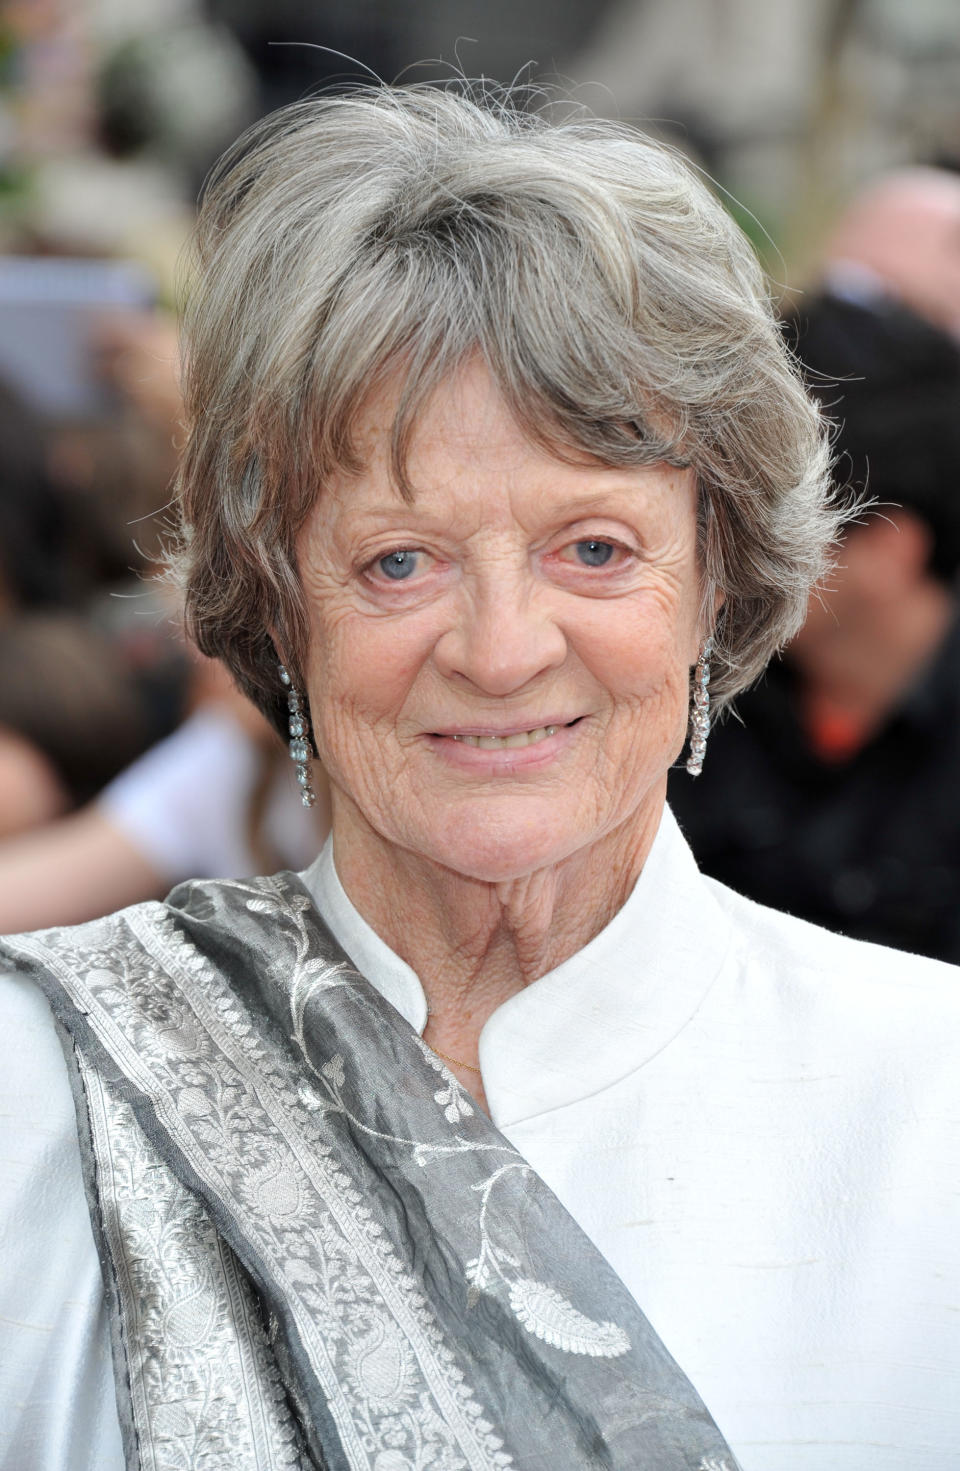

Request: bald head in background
left=824, top=167, right=960, bottom=339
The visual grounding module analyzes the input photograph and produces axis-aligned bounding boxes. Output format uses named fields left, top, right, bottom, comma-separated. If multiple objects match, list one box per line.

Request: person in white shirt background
left=0, top=84, right=957, bottom=1471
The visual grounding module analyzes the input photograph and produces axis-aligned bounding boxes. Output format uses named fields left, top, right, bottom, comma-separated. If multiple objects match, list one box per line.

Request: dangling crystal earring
left=685, top=635, right=714, bottom=777
left=278, top=663, right=316, bottom=807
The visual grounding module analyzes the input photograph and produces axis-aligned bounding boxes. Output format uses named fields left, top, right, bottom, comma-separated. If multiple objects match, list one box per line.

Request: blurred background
left=1, top=0, right=959, bottom=959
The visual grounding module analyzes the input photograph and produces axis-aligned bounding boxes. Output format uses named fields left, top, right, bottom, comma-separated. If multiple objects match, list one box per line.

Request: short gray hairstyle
left=173, top=83, right=837, bottom=736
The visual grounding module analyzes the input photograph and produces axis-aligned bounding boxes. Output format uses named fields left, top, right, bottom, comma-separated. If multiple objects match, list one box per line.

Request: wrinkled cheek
left=304, top=628, right=419, bottom=806
left=658, top=664, right=697, bottom=755
left=313, top=685, right=391, bottom=782
left=609, top=664, right=692, bottom=776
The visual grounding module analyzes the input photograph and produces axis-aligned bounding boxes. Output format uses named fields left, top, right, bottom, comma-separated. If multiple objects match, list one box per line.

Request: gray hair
left=173, top=83, right=837, bottom=736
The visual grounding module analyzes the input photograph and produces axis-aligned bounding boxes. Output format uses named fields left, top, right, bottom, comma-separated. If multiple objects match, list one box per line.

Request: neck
left=791, top=580, right=955, bottom=735
left=330, top=788, right=666, bottom=1092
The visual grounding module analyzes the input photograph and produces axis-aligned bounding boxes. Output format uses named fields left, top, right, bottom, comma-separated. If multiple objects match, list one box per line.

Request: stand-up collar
left=302, top=838, right=430, bottom=1035
left=301, top=806, right=732, bottom=1131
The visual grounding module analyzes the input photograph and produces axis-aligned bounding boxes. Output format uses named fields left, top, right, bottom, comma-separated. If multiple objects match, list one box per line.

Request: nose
left=433, top=573, right=568, bottom=696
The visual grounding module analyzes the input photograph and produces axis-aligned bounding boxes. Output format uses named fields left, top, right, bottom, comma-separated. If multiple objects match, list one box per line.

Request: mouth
left=432, top=717, right=582, bottom=750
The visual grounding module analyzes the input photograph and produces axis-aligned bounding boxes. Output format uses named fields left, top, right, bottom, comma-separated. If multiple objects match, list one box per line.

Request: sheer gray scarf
left=1, top=871, right=740, bottom=1471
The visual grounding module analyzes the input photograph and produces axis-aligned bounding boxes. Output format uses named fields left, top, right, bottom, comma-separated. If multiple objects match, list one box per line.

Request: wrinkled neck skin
left=331, top=783, right=666, bottom=1106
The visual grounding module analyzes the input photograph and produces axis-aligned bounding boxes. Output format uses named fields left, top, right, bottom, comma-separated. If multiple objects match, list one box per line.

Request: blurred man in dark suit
left=670, top=295, right=960, bottom=962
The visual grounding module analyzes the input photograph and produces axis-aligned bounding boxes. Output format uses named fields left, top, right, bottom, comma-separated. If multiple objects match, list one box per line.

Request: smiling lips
left=430, top=717, right=583, bottom=753
left=448, top=724, right=559, bottom=750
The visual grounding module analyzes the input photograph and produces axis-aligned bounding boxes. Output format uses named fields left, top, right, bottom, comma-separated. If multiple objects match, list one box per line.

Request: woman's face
left=297, top=360, right=703, bottom=883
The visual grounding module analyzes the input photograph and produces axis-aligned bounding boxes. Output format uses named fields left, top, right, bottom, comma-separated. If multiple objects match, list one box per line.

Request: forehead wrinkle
left=328, top=359, right=696, bottom=535
left=344, top=354, right=532, bottom=471
left=340, top=349, right=673, bottom=509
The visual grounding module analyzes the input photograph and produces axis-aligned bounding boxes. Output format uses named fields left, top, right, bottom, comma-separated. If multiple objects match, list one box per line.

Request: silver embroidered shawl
left=1, top=871, right=740, bottom=1471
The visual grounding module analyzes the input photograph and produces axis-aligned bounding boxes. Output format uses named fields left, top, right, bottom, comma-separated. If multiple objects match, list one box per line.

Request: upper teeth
left=450, top=725, right=558, bottom=749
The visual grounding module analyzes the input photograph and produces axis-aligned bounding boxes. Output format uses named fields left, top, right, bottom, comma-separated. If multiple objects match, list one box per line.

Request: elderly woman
left=1, top=86, right=957, bottom=1471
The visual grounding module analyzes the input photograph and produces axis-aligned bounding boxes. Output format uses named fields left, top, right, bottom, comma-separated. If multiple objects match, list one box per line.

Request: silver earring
left=686, top=635, right=714, bottom=777
left=278, top=663, right=316, bottom=807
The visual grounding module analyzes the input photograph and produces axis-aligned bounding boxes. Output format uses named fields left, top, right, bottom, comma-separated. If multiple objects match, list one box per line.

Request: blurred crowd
left=1, top=0, right=959, bottom=961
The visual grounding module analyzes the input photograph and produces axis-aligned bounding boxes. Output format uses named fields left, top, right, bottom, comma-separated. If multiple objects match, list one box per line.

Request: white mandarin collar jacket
left=2, top=804, right=959, bottom=1470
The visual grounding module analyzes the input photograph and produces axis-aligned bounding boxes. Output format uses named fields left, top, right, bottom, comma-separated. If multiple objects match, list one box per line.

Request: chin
left=424, top=801, right=593, bottom=885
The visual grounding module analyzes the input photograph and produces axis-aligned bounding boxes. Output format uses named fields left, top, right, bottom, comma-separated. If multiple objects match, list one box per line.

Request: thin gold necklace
left=424, top=1011, right=483, bottom=1074
left=427, top=1043, right=483, bottom=1075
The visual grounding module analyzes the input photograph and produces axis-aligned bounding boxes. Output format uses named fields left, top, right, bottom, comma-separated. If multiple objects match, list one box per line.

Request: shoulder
left=0, top=910, right=140, bottom=1165
left=708, top=870, right=958, bottom=978
left=0, top=902, right=164, bottom=1010
left=705, top=872, right=960, bottom=1044
left=0, top=871, right=299, bottom=1042
left=0, top=964, right=89, bottom=1289
left=0, top=966, right=81, bottom=1231
left=0, top=962, right=75, bottom=1110
left=663, top=803, right=959, bottom=1009
left=0, top=879, right=260, bottom=1208
left=0, top=965, right=125, bottom=1467
left=0, top=872, right=286, bottom=972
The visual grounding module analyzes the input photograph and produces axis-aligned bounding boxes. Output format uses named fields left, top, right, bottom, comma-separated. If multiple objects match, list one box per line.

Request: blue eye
left=378, top=550, right=418, bottom=580
left=575, top=540, right=614, bottom=567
